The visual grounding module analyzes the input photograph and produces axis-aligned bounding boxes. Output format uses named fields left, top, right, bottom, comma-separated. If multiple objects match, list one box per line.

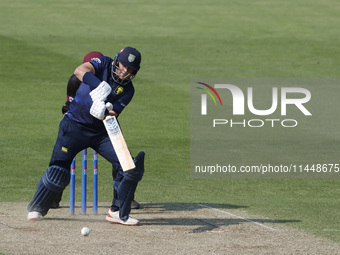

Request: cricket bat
left=103, top=116, right=135, bottom=172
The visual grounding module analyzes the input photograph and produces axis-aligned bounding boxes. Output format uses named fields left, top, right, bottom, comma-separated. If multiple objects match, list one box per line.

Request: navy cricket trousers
left=49, top=114, right=122, bottom=172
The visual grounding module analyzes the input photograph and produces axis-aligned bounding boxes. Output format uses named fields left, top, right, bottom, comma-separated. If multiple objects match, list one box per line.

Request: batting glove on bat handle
left=106, top=102, right=113, bottom=111
left=89, top=81, right=112, bottom=101
left=90, top=100, right=106, bottom=120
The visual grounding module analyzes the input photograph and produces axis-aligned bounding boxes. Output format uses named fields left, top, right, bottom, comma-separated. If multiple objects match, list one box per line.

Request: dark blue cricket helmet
left=111, top=47, right=142, bottom=85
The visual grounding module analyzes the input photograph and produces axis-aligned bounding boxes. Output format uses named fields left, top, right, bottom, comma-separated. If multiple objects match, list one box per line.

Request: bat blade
left=103, top=116, right=135, bottom=172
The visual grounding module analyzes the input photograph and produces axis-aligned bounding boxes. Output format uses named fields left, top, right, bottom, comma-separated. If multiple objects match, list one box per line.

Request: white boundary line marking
left=198, top=203, right=277, bottom=231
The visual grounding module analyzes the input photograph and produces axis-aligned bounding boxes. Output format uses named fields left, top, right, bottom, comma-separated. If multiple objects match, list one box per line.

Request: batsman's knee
left=124, top=151, right=145, bottom=183
left=113, top=151, right=145, bottom=190
left=42, top=165, right=70, bottom=192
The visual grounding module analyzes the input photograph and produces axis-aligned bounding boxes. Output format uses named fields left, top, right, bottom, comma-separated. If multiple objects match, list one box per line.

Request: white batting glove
left=89, top=81, right=112, bottom=101
left=106, top=102, right=113, bottom=111
left=90, top=100, right=106, bottom=120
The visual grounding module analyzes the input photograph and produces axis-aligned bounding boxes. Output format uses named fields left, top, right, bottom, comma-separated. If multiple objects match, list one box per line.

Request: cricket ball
left=81, top=227, right=91, bottom=236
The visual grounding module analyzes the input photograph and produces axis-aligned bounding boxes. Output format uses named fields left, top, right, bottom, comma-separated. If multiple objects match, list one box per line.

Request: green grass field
left=0, top=0, right=339, bottom=243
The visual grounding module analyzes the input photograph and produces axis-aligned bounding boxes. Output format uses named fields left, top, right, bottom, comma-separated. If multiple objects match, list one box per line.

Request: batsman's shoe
left=131, top=200, right=140, bottom=209
left=27, top=211, right=43, bottom=221
left=105, top=209, right=140, bottom=226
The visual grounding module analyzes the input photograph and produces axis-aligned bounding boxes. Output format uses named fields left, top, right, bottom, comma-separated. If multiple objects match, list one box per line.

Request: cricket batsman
left=27, top=47, right=144, bottom=225
left=52, top=51, right=140, bottom=210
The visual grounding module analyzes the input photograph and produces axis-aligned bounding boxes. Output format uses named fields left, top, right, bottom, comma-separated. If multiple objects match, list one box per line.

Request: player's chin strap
left=111, top=151, right=145, bottom=220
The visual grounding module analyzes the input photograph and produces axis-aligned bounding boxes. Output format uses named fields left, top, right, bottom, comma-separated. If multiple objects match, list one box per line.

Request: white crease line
left=0, top=222, right=17, bottom=229
left=198, top=204, right=277, bottom=231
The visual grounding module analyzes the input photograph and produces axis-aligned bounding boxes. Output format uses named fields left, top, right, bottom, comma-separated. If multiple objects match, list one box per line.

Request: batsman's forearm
left=74, top=62, right=95, bottom=82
